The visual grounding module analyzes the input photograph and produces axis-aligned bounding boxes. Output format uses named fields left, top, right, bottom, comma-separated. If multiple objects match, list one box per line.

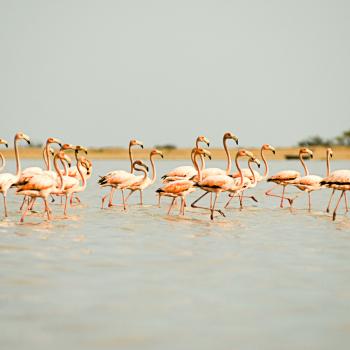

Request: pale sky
left=0, top=0, right=349, bottom=148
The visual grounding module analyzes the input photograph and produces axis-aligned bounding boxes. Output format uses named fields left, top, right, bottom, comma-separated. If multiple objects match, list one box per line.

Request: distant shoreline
left=1, top=146, right=349, bottom=160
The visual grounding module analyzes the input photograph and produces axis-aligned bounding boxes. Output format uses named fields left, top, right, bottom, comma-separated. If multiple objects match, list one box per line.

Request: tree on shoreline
left=298, top=129, right=350, bottom=147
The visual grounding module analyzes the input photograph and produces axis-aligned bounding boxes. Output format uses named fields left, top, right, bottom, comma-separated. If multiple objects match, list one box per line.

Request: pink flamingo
left=0, top=132, right=30, bottom=217
left=0, top=138, right=9, bottom=172
left=161, top=136, right=210, bottom=183
left=125, top=149, right=164, bottom=205
left=99, top=139, right=143, bottom=208
left=16, top=151, right=71, bottom=222
left=225, top=156, right=261, bottom=209
left=288, top=148, right=335, bottom=211
left=320, top=170, right=350, bottom=220
left=156, top=148, right=212, bottom=216
left=322, top=148, right=348, bottom=213
left=118, top=160, right=149, bottom=210
left=192, top=149, right=255, bottom=220
left=190, top=132, right=239, bottom=209
left=225, top=144, right=276, bottom=208
left=265, top=148, right=313, bottom=208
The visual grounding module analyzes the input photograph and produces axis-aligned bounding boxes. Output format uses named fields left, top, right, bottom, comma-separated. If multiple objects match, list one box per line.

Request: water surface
left=0, top=159, right=349, bottom=350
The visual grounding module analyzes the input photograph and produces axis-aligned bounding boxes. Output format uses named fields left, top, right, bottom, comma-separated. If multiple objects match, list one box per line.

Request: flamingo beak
left=140, top=144, right=144, bottom=149
left=145, top=165, right=149, bottom=172
left=5, top=143, right=8, bottom=148
left=310, top=154, right=313, bottom=159
left=272, top=150, right=276, bottom=155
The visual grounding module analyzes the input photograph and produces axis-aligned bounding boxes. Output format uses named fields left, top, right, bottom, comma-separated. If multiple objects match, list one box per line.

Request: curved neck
left=261, top=148, right=269, bottom=178
left=77, top=161, right=87, bottom=189
left=223, top=138, right=231, bottom=174
left=235, top=154, right=244, bottom=186
left=45, top=141, right=51, bottom=171
left=0, top=153, right=5, bottom=172
left=54, top=156, right=64, bottom=192
left=150, top=154, right=157, bottom=184
left=134, top=166, right=148, bottom=182
left=60, top=159, right=69, bottom=176
left=43, top=147, right=49, bottom=169
left=326, top=152, right=331, bottom=176
left=14, top=137, right=21, bottom=177
left=248, top=161, right=257, bottom=184
left=193, top=153, right=202, bottom=182
left=299, top=153, right=309, bottom=176
left=129, top=144, right=134, bottom=173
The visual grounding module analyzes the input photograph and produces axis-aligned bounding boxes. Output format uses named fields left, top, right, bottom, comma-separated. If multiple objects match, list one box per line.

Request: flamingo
left=265, top=148, right=313, bottom=208
left=320, top=170, right=350, bottom=220
left=0, top=138, right=9, bottom=172
left=16, top=151, right=71, bottom=222
left=191, top=149, right=255, bottom=220
left=161, top=135, right=210, bottom=183
left=225, top=144, right=275, bottom=208
left=0, top=132, right=30, bottom=217
left=225, top=156, right=261, bottom=209
left=125, top=149, right=163, bottom=205
left=322, top=148, right=348, bottom=213
left=156, top=148, right=212, bottom=216
left=190, top=132, right=239, bottom=209
left=69, top=157, right=92, bottom=204
left=288, top=148, right=333, bottom=211
left=118, top=160, right=149, bottom=210
left=99, top=139, right=143, bottom=208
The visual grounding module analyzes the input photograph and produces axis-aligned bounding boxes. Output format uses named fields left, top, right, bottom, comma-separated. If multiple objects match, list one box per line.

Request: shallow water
left=1, top=159, right=350, bottom=350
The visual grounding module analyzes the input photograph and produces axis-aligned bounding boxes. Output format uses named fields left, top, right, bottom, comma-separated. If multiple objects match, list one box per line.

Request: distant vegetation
left=298, top=129, right=350, bottom=147
left=154, top=144, right=177, bottom=150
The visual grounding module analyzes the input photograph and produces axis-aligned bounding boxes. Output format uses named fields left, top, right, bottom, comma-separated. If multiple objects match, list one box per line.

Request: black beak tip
left=235, top=140, right=239, bottom=145
left=141, top=145, right=144, bottom=149
left=5, top=144, right=8, bottom=148
left=272, top=150, right=276, bottom=155
left=68, top=162, right=71, bottom=167
left=209, top=156, right=212, bottom=160
left=27, top=140, right=31, bottom=145
left=258, top=164, right=261, bottom=168
left=310, top=155, right=313, bottom=159
left=58, top=143, right=62, bottom=147
left=161, top=155, right=164, bottom=158
left=207, top=142, right=210, bottom=147
left=85, top=150, right=88, bottom=155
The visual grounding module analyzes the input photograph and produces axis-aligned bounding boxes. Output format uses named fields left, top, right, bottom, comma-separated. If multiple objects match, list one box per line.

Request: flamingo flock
left=0, top=131, right=349, bottom=223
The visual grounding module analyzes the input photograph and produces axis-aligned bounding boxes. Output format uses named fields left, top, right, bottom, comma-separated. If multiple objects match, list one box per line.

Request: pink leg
left=108, top=187, right=116, bottom=207
left=345, top=193, right=349, bottom=213
left=168, top=197, right=176, bottom=215
left=326, top=189, right=335, bottom=213
left=64, top=195, right=68, bottom=216
left=20, top=197, right=35, bottom=223
left=121, top=190, right=127, bottom=210
left=210, top=192, right=219, bottom=220
left=333, top=190, right=345, bottom=221
left=191, top=191, right=225, bottom=217
left=44, top=198, right=52, bottom=220
left=139, top=190, right=143, bottom=205
left=3, top=193, right=8, bottom=217
left=308, top=192, right=312, bottom=211
left=19, top=196, right=27, bottom=211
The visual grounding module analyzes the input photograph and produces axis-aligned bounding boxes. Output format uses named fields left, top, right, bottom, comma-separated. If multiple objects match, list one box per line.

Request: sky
left=0, top=0, right=349, bottom=148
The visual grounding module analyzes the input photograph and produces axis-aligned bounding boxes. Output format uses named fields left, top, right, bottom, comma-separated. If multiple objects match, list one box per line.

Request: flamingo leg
left=64, top=194, right=69, bottom=217
left=3, top=193, right=8, bottom=217
left=19, top=195, right=27, bottom=211
left=108, top=187, right=116, bottom=207
left=44, top=198, right=52, bottom=220
left=333, top=190, right=345, bottom=221
left=210, top=192, right=219, bottom=220
left=326, top=189, right=335, bottom=213
left=121, top=190, right=127, bottom=210
left=308, top=192, right=312, bottom=211
left=125, top=190, right=135, bottom=204
left=168, top=197, right=176, bottom=215
left=265, top=185, right=292, bottom=206
left=345, top=193, right=349, bottom=213
left=20, top=197, right=35, bottom=223
left=191, top=191, right=225, bottom=217
left=139, top=190, right=143, bottom=205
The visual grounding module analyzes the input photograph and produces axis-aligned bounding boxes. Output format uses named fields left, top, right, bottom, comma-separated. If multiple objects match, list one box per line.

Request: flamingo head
left=56, top=151, right=71, bottom=167
left=327, top=148, right=333, bottom=158
left=193, top=147, right=212, bottom=160
left=151, top=149, right=164, bottom=158
left=0, top=139, right=8, bottom=148
left=236, top=149, right=255, bottom=159
left=16, top=132, right=30, bottom=145
left=197, top=135, right=210, bottom=147
left=130, top=139, right=143, bottom=149
left=132, top=160, right=149, bottom=172
left=249, top=156, right=261, bottom=168
left=47, top=137, right=62, bottom=147
left=262, top=144, right=276, bottom=154
left=75, top=145, right=88, bottom=154
left=224, top=132, right=239, bottom=145
left=299, top=147, right=313, bottom=159
left=60, top=143, right=75, bottom=151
